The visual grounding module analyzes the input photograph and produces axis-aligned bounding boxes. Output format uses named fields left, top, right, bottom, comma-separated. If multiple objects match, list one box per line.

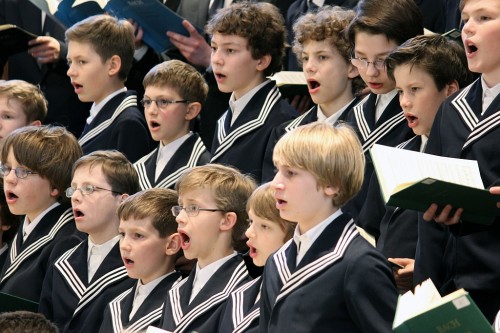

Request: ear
left=50, top=187, right=59, bottom=198
left=347, top=62, right=359, bottom=79
left=30, top=120, right=42, bottom=127
left=445, top=80, right=459, bottom=97
left=323, top=185, right=340, bottom=198
left=256, top=54, right=272, bottom=72
left=220, top=211, right=237, bottom=231
left=1, top=224, right=11, bottom=232
left=108, top=55, right=122, bottom=76
left=185, top=102, right=202, bottom=121
left=119, top=193, right=129, bottom=203
left=165, top=233, right=182, bottom=256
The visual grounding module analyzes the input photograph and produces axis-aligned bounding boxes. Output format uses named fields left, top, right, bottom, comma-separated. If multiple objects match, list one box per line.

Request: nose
left=175, top=209, right=188, bottom=225
left=70, top=188, right=83, bottom=203
left=211, top=48, right=223, bottom=66
left=67, top=63, right=75, bottom=77
left=304, top=58, right=316, bottom=74
left=462, top=20, right=474, bottom=37
left=245, top=223, right=255, bottom=239
left=271, top=172, right=284, bottom=191
left=399, top=92, right=411, bottom=109
left=365, top=62, right=380, bottom=77
left=120, top=235, right=131, bottom=251
left=3, top=169, right=17, bottom=184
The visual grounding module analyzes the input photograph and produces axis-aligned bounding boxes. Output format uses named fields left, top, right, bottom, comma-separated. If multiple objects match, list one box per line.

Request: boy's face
left=353, top=32, right=399, bottom=94
left=70, top=164, right=124, bottom=244
left=302, top=40, right=357, bottom=109
left=272, top=164, right=336, bottom=233
left=3, top=149, right=58, bottom=222
left=394, top=64, right=452, bottom=137
left=210, top=33, right=267, bottom=100
left=461, top=0, right=500, bottom=85
left=245, top=209, right=287, bottom=267
left=175, top=187, right=226, bottom=266
left=119, top=217, right=176, bottom=284
left=0, top=97, right=30, bottom=150
left=143, top=85, right=191, bottom=146
left=67, top=41, right=117, bottom=105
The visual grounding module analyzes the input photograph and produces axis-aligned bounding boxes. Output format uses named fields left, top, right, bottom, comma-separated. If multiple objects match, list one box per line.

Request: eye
left=410, top=87, right=420, bottom=94
left=319, top=55, right=328, bottom=61
left=226, top=48, right=235, bottom=54
left=0, top=114, right=13, bottom=120
left=396, top=89, right=404, bottom=96
left=211, top=46, right=217, bottom=52
left=142, top=99, right=152, bottom=107
left=260, top=223, right=270, bottom=230
left=480, top=15, right=491, bottom=21
left=118, top=232, right=125, bottom=238
left=78, top=60, right=85, bottom=65
left=133, top=233, right=144, bottom=239
left=82, top=184, right=94, bottom=194
left=186, top=205, right=198, bottom=214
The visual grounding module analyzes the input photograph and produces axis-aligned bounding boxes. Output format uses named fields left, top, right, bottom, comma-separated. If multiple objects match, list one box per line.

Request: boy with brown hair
left=99, top=188, right=183, bottom=332
left=344, top=0, right=423, bottom=219
left=39, top=150, right=139, bottom=333
left=66, top=14, right=153, bottom=163
left=206, top=2, right=297, bottom=183
left=159, top=164, right=255, bottom=333
left=134, top=60, right=210, bottom=190
left=263, top=5, right=364, bottom=181
left=0, top=125, right=83, bottom=302
left=0, top=80, right=47, bottom=151
left=260, top=122, right=398, bottom=332
left=417, top=0, right=500, bottom=322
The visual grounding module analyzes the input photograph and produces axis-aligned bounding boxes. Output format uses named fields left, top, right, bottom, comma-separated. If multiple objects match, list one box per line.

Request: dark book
left=0, top=292, right=39, bottom=312
left=0, top=24, right=37, bottom=57
left=370, top=144, right=500, bottom=225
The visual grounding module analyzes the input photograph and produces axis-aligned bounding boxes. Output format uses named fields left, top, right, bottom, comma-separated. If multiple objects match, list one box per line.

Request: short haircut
left=0, top=80, right=48, bottom=122
left=273, top=122, right=364, bottom=207
left=1, top=126, right=82, bottom=204
left=459, top=0, right=469, bottom=11
left=143, top=60, right=209, bottom=105
left=0, top=311, right=58, bottom=333
left=72, top=150, right=140, bottom=196
left=118, top=188, right=178, bottom=238
left=347, top=0, right=424, bottom=47
left=65, top=14, right=134, bottom=81
left=292, top=6, right=364, bottom=96
left=206, top=1, right=286, bottom=76
left=0, top=183, right=20, bottom=244
left=247, top=182, right=295, bottom=241
left=175, top=164, right=256, bottom=248
left=386, top=34, right=473, bottom=91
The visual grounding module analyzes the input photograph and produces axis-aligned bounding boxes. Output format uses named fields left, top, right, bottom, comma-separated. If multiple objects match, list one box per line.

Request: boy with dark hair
left=66, top=14, right=153, bottom=163
left=134, top=60, right=210, bottom=190
left=39, top=150, right=139, bottom=332
left=0, top=80, right=47, bottom=151
left=263, top=5, right=364, bottom=181
left=159, top=164, right=255, bottom=333
left=344, top=0, right=423, bottom=219
left=260, top=122, right=398, bottom=332
left=99, top=188, right=183, bottom=332
left=357, top=34, right=472, bottom=292
left=417, top=0, right=500, bottom=322
left=0, top=126, right=83, bottom=302
left=206, top=2, right=297, bottom=183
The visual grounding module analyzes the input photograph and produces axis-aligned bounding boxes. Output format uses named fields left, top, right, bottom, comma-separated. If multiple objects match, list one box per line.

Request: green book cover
left=394, top=292, right=494, bottom=333
left=0, top=292, right=39, bottom=312
left=387, top=178, right=500, bottom=225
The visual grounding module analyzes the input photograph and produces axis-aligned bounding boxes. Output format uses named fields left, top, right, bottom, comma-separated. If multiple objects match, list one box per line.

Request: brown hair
left=118, top=188, right=178, bottom=238
left=175, top=164, right=256, bottom=248
left=0, top=311, right=58, bottom=333
left=206, top=2, right=286, bottom=76
left=247, top=182, right=295, bottom=241
left=72, top=150, right=140, bottom=196
left=65, top=14, right=134, bottom=81
left=143, top=60, right=208, bottom=104
left=0, top=80, right=47, bottom=122
left=1, top=126, right=82, bottom=203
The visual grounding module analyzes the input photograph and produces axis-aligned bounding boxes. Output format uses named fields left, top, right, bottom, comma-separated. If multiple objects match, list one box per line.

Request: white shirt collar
left=189, top=251, right=238, bottom=303
left=480, top=76, right=500, bottom=115
left=293, top=209, right=343, bottom=265
left=155, top=133, right=192, bottom=180
left=375, top=90, right=398, bottom=123
left=87, top=234, right=120, bottom=262
left=86, top=87, right=127, bottom=125
left=316, top=98, right=356, bottom=125
left=22, top=202, right=60, bottom=242
left=228, top=80, right=270, bottom=126
left=129, top=271, right=176, bottom=319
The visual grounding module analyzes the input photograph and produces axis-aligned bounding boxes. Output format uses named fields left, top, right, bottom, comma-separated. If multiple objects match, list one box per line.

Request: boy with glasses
left=0, top=126, right=83, bottom=302
left=158, top=164, right=255, bottom=333
left=39, top=150, right=139, bottom=333
left=134, top=60, right=210, bottom=191
left=343, top=0, right=423, bottom=222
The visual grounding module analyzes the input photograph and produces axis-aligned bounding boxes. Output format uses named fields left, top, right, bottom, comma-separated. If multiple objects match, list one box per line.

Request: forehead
left=144, top=84, right=180, bottom=97
left=211, top=33, right=249, bottom=48
left=72, top=163, right=108, bottom=183
left=354, top=32, right=398, bottom=56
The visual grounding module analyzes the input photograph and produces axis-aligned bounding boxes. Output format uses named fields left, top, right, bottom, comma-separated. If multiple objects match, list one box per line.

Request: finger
left=422, top=203, right=438, bottom=221
left=182, top=20, right=200, bottom=36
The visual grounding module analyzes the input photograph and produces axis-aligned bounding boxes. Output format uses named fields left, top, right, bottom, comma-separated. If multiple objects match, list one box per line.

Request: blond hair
left=273, top=122, right=364, bottom=207
left=0, top=80, right=47, bottom=122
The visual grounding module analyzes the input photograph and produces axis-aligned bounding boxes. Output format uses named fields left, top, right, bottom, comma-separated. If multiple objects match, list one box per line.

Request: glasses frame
left=350, top=57, right=386, bottom=70
left=140, top=99, right=189, bottom=109
left=171, top=205, right=225, bottom=217
left=0, top=164, right=38, bottom=179
left=65, top=184, right=122, bottom=198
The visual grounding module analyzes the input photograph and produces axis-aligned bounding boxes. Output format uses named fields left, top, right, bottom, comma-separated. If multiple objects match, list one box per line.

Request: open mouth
left=123, top=257, right=134, bottom=265
left=178, top=230, right=191, bottom=249
left=405, top=114, right=418, bottom=124
left=150, top=121, right=160, bottom=129
left=308, top=79, right=320, bottom=90
left=73, top=208, right=85, bottom=218
left=6, top=191, right=18, bottom=200
left=464, top=41, right=478, bottom=55
left=215, top=73, right=226, bottom=80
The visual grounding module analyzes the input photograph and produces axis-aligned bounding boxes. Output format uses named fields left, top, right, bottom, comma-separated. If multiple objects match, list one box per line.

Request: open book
left=393, top=279, right=494, bottom=333
left=268, top=71, right=308, bottom=98
left=0, top=24, right=38, bottom=57
left=370, top=144, right=500, bottom=225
